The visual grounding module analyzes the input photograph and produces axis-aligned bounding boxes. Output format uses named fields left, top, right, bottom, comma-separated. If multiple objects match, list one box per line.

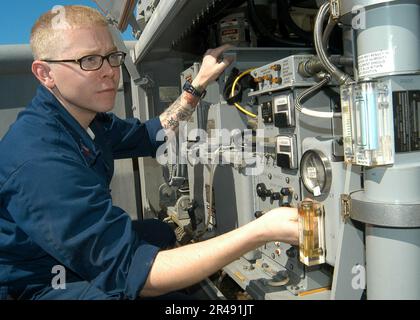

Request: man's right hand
left=256, top=206, right=299, bottom=245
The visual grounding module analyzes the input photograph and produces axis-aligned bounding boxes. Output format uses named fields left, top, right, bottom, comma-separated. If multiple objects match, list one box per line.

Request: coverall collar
left=34, top=85, right=101, bottom=166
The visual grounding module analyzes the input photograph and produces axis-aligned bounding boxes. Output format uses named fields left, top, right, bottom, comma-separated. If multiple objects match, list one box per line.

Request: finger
left=211, top=44, right=234, bottom=58
left=214, top=56, right=233, bottom=75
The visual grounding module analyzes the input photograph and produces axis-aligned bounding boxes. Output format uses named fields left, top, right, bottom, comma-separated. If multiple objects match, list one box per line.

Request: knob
left=256, top=183, right=272, bottom=199
left=254, top=211, right=265, bottom=218
left=286, top=247, right=297, bottom=258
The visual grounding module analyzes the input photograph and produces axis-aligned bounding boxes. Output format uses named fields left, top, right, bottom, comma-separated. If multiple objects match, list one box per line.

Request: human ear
left=32, top=61, right=55, bottom=89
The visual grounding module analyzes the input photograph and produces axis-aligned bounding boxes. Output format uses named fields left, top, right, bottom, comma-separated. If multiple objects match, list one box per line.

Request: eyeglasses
left=42, top=51, right=126, bottom=71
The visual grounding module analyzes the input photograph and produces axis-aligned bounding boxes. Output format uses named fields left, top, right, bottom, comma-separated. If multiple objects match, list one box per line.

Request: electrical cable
left=230, top=68, right=258, bottom=118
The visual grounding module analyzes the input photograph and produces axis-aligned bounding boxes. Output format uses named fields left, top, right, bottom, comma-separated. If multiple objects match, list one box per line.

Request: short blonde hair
left=30, top=5, right=108, bottom=60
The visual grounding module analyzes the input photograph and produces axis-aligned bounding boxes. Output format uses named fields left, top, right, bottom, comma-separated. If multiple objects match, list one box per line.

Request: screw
left=285, top=177, right=290, bottom=183
left=294, top=194, right=299, bottom=200
left=271, top=253, right=276, bottom=259
left=268, top=173, right=272, bottom=180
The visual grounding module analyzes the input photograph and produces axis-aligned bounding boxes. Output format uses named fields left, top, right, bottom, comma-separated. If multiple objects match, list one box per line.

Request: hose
left=314, top=2, right=352, bottom=85
left=295, top=73, right=342, bottom=118
left=230, top=68, right=258, bottom=118
left=322, top=16, right=337, bottom=50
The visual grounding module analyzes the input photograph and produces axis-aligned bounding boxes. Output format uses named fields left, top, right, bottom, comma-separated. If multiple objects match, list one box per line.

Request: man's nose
left=100, top=58, right=116, bottom=77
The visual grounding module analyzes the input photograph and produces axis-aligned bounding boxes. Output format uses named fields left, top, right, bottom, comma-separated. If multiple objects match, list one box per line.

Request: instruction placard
left=358, top=49, right=395, bottom=78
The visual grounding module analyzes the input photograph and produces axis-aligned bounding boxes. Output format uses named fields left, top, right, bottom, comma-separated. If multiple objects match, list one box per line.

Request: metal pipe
left=314, top=2, right=352, bottom=85
left=298, top=56, right=353, bottom=78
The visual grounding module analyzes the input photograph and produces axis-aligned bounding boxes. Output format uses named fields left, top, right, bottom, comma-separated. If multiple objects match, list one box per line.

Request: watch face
left=300, top=150, right=332, bottom=197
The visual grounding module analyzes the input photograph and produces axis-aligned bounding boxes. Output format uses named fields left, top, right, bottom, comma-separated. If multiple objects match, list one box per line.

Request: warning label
left=358, top=49, right=395, bottom=78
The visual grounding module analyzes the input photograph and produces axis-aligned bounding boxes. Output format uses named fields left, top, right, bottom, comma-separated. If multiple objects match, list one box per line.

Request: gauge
left=300, top=150, right=332, bottom=197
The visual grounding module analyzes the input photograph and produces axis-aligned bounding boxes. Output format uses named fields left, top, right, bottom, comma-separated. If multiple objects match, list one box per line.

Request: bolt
left=268, top=173, right=272, bottom=180
left=294, top=194, right=299, bottom=200
left=285, top=177, right=290, bottom=183
left=275, top=249, right=281, bottom=256
left=271, top=253, right=276, bottom=259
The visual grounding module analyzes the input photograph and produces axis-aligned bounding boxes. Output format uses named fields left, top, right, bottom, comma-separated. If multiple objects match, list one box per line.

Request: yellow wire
left=230, top=68, right=257, bottom=118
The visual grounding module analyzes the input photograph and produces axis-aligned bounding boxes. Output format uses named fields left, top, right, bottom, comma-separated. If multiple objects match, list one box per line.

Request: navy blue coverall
left=0, top=85, right=176, bottom=299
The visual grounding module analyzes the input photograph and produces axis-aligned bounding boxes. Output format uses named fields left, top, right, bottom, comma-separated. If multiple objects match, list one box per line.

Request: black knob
left=254, top=211, right=265, bottom=218
left=256, top=183, right=272, bottom=199
left=286, top=247, right=297, bottom=258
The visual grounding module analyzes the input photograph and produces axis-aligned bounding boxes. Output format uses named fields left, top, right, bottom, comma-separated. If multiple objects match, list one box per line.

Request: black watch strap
left=183, top=81, right=206, bottom=99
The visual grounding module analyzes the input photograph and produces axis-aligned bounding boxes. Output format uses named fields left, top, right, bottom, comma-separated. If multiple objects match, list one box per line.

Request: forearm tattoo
left=160, top=91, right=200, bottom=132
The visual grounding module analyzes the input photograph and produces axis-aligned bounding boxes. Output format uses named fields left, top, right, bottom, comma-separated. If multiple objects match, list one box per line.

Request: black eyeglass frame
left=42, top=51, right=127, bottom=71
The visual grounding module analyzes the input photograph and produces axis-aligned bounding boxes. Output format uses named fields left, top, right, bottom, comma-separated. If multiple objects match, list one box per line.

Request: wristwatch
left=183, top=80, right=207, bottom=99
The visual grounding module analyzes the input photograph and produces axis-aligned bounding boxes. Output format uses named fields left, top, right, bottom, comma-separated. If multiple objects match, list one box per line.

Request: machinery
left=79, top=0, right=420, bottom=299
left=0, top=0, right=417, bottom=301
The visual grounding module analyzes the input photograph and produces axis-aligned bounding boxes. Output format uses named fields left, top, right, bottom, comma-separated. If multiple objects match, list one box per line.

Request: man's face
left=48, top=26, right=121, bottom=115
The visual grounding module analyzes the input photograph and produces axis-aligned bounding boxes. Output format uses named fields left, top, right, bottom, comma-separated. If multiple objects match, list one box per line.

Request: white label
left=358, top=49, right=395, bottom=78
left=313, top=186, right=321, bottom=197
left=307, top=167, right=317, bottom=179
left=275, top=96, right=288, bottom=110
left=221, top=20, right=239, bottom=28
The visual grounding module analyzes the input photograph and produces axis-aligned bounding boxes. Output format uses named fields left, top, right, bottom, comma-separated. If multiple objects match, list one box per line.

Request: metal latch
left=340, top=194, right=351, bottom=221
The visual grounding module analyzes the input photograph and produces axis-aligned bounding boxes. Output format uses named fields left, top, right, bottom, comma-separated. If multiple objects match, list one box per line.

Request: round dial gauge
left=300, top=150, right=332, bottom=197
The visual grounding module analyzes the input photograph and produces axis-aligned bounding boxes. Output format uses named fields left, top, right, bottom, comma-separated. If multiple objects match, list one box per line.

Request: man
left=0, top=5, right=299, bottom=300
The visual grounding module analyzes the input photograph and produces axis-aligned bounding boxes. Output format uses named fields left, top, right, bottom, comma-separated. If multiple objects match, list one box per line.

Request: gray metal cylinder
left=366, top=225, right=420, bottom=299
left=355, top=1, right=420, bottom=79
left=338, top=0, right=400, bottom=16
left=364, top=153, right=420, bottom=203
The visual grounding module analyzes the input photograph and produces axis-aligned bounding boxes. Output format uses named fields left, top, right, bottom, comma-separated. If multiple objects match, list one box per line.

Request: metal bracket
left=135, top=74, right=155, bottom=88
left=329, top=0, right=341, bottom=20
left=340, top=194, right=351, bottom=222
